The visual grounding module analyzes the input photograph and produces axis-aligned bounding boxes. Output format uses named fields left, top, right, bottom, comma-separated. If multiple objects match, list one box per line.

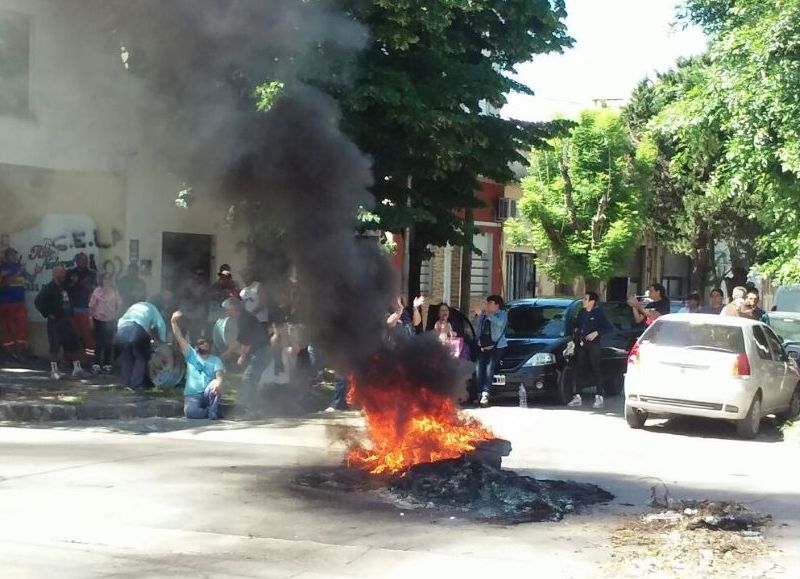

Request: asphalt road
left=1, top=396, right=798, bottom=578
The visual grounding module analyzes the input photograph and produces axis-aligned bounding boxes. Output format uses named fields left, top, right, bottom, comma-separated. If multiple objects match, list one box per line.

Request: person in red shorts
left=0, top=248, right=29, bottom=362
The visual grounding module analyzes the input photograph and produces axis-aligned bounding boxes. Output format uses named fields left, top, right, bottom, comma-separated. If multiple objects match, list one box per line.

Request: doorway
left=161, top=233, right=213, bottom=291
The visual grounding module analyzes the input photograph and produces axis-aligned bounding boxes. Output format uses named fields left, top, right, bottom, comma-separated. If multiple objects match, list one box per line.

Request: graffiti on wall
left=6, top=214, right=122, bottom=321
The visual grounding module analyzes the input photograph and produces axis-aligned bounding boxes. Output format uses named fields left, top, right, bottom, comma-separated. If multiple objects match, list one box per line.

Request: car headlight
left=523, top=352, right=556, bottom=367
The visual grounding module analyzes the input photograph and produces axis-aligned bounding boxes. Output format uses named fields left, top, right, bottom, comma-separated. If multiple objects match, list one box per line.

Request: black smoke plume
left=65, top=0, right=396, bottom=373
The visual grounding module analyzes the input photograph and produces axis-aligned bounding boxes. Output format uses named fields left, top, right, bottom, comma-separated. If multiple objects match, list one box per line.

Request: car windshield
left=506, top=305, right=568, bottom=338
left=642, top=319, right=746, bottom=353
left=765, top=315, right=800, bottom=343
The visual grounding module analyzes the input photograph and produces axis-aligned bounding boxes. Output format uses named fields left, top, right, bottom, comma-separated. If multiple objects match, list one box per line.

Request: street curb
left=0, top=399, right=183, bottom=422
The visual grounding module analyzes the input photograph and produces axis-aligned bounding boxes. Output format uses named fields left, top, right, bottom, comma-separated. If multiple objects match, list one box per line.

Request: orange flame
left=347, top=374, right=494, bottom=476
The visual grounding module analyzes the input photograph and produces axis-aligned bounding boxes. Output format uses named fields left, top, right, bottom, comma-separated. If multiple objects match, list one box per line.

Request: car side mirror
left=787, top=351, right=799, bottom=361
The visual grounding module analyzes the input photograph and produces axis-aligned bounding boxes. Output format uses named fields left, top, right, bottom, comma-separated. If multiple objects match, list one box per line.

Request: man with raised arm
left=171, top=310, right=224, bottom=420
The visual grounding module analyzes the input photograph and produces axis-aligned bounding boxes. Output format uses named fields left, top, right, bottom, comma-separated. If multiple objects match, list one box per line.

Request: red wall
left=391, top=178, right=505, bottom=296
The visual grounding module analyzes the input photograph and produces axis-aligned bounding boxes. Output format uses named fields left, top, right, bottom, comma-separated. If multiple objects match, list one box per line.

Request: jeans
left=115, top=322, right=151, bottom=388
left=576, top=340, right=603, bottom=396
left=330, top=378, right=347, bottom=409
left=93, top=319, right=116, bottom=367
left=475, top=347, right=505, bottom=396
left=184, top=384, right=221, bottom=419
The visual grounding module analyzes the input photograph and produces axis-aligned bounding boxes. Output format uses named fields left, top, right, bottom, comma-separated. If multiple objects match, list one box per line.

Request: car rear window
left=642, top=319, right=745, bottom=353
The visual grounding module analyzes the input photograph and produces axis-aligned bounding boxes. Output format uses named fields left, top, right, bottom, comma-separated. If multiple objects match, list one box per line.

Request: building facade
left=0, top=2, right=248, bottom=353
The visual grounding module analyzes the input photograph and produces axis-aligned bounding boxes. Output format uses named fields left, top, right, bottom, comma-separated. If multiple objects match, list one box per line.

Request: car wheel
left=604, top=373, right=625, bottom=396
left=555, top=366, right=575, bottom=405
left=736, top=395, right=762, bottom=439
left=776, top=383, right=800, bottom=424
left=625, top=402, right=647, bottom=429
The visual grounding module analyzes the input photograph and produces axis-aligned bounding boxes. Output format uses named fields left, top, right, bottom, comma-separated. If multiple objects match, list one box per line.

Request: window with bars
left=470, top=232, right=493, bottom=297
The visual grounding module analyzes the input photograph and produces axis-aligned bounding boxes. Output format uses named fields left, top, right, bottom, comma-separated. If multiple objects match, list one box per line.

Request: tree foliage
left=316, top=0, right=572, bottom=294
left=508, top=109, right=652, bottom=285
left=622, top=58, right=763, bottom=292
left=678, top=0, right=800, bottom=283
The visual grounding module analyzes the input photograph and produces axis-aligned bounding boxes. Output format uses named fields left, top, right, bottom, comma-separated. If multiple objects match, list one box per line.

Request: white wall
left=0, top=0, right=131, bottom=173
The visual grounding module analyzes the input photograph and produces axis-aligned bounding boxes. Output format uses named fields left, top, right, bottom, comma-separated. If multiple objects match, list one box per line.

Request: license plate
left=492, top=374, right=506, bottom=386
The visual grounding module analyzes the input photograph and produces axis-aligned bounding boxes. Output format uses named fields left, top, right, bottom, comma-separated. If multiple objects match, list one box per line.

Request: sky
left=502, top=0, right=708, bottom=122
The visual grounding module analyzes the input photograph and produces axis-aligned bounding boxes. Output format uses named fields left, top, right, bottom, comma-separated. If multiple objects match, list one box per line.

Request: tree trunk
left=583, top=277, right=601, bottom=293
left=459, top=207, right=474, bottom=314
left=560, top=142, right=579, bottom=229
left=407, top=234, right=424, bottom=304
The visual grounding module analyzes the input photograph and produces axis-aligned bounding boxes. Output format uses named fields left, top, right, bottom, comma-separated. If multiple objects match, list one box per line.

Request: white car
left=624, top=314, right=800, bottom=438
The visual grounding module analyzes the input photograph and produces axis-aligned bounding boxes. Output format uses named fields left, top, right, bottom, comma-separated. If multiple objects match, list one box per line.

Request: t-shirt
left=66, top=267, right=98, bottom=310
left=646, top=298, right=671, bottom=317
left=118, top=302, right=168, bottom=342
left=240, top=282, right=269, bottom=323
left=184, top=346, right=224, bottom=396
left=0, top=261, right=25, bottom=304
left=237, top=309, right=268, bottom=351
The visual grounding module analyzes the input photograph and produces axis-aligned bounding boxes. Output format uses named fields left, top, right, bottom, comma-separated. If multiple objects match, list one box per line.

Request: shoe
left=593, top=395, right=604, bottom=409
left=568, top=394, right=582, bottom=407
left=92, top=364, right=102, bottom=374
left=50, top=370, right=63, bottom=380
left=72, top=368, right=92, bottom=379
left=324, top=406, right=336, bottom=413
left=479, top=392, right=489, bottom=407
left=103, top=365, right=113, bottom=374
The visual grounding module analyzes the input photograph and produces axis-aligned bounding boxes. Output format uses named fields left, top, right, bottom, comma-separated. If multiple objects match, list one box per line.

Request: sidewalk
left=0, top=362, right=337, bottom=423
left=0, top=363, right=183, bottom=422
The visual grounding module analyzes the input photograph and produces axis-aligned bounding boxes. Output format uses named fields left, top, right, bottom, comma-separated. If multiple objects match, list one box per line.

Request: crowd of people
left=0, top=244, right=779, bottom=419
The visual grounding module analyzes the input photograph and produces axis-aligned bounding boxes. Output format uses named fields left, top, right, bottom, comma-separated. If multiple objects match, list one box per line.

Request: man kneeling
left=171, top=310, right=224, bottom=420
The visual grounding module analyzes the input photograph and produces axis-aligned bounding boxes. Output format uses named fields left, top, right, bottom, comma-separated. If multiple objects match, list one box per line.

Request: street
left=1, top=399, right=798, bottom=578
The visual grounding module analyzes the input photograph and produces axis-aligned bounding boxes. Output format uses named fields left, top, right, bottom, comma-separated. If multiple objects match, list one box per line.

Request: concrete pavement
left=1, top=398, right=798, bottom=578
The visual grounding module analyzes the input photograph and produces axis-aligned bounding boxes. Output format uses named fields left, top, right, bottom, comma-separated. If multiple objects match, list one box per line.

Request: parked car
left=762, top=311, right=800, bottom=359
left=491, top=298, right=645, bottom=405
left=773, top=285, right=800, bottom=313
left=624, top=314, right=800, bottom=438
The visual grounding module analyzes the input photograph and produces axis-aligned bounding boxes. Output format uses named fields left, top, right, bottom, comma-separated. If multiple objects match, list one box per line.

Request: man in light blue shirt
left=171, top=310, right=224, bottom=419
left=115, top=301, right=168, bottom=389
left=472, top=295, right=508, bottom=407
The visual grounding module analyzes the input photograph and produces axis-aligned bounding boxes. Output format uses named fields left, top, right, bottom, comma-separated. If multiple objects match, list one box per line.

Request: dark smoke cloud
left=65, top=0, right=394, bottom=372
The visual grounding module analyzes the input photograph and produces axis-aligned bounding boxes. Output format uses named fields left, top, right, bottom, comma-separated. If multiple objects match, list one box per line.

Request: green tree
left=319, top=0, right=572, bottom=301
left=679, top=0, right=800, bottom=283
left=623, top=59, right=763, bottom=293
left=507, top=109, right=653, bottom=290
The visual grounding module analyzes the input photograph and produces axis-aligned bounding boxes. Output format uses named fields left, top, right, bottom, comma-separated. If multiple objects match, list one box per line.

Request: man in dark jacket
left=569, top=291, right=612, bottom=409
left=66, top=253, right=98, bottom=366
left=35, top=265, right=89, bottom=380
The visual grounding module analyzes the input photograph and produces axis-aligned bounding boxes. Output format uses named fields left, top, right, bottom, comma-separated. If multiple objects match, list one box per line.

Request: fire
left=347, top=371, right=495, bottom=476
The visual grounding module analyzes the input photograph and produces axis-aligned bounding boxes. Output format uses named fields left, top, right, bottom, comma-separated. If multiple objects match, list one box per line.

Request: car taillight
left=628, top=343, right=640, bottom=365
left=733, top=353, right=751, bottom=377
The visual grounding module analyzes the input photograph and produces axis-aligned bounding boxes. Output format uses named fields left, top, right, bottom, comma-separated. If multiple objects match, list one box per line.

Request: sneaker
left=92, top=364, right=102, bottom=374
left=479, top=392, right=489, bottom=407
left=72, top=368, right=92, bottom=379
left=568, top=394, right=582, bottom=407
left=324, top=406, right=336, bottom=413
left=103, top=365, right=113, bottom=374
left=50, top=370, right=63, bottom=380
left=593, top=395, right=604, bottom=409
